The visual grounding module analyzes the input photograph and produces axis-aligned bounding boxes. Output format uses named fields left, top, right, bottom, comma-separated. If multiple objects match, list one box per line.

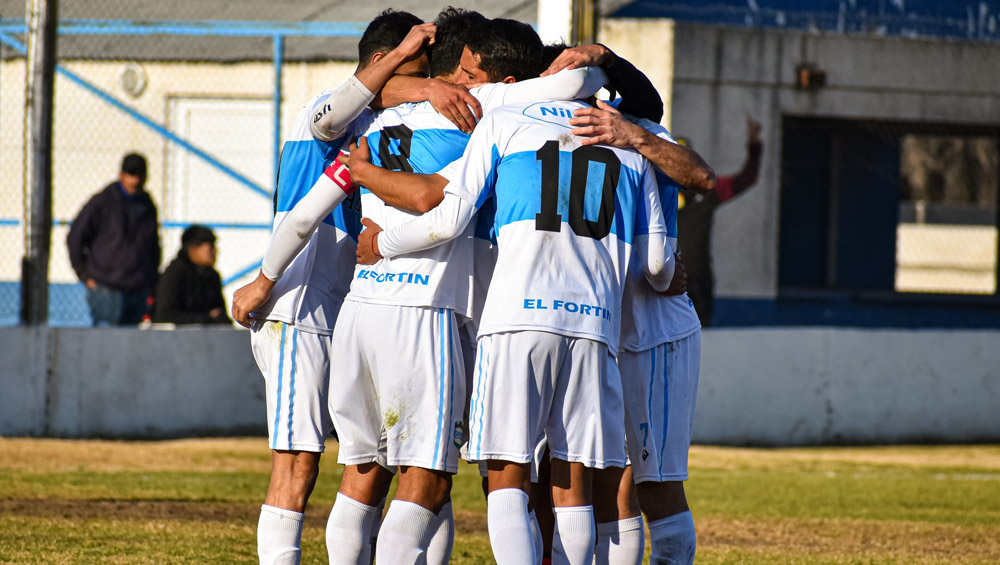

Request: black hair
left=465, top=19, right=543, bottom=82
left=541, top=42, right=570, bottom=71
left=357, top=9, right=423, bottom=66
left=181, top=225, right=216, bottom=250
left=429, top=7, right=486, bottom=78
left=120, top=152, right=147, bottom=179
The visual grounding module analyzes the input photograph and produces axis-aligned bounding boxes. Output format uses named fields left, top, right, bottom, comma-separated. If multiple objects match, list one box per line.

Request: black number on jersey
left=534, top=140, right=621, bottom=240
left=377, top=124, right=414, bottom=173
left=344, top=189, right=362, bottom=214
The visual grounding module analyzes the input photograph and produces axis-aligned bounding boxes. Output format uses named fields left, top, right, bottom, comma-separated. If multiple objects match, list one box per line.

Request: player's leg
left=548, top=458, right=595, bottom=565
left=487, top=459, right=536, bottom=565
left=251, top=321, right=333, bottom=564
left=622, top=332, right=701, bottom=565
left=531, top=443, right=554, bottom=564
left=472, top=331, right=558, bottom=565
left=546, top=338, right=627, bottom=565
left=364, top=305, right=466, bottom=564
left=325, top=301, right=393, bottom=563
left=327, top=462, right=394, bottom=565
left=594, top=465, right=644, bottom=565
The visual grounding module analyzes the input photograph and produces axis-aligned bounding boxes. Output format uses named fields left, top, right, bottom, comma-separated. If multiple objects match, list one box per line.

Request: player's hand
left=569, top=99, right=641, bottom=148
left=356, top=218, right=384, bottom=265
left=427, top=79, right=481, bottom=134
left=231, top=271, right=276, bottom=328
left=393, top=23, right=437, bottom=61
left=541, top=43, right=612, bottom=76
left=84, top=278, right=98, bottom=290
left=660, top=253, right=687, bottom=296
left=343, top=137, right=374, bottom=186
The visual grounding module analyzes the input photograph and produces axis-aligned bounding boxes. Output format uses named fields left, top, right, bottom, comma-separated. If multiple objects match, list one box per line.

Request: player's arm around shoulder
left=569, top=100, right=715, bottom=193
left=636, top=162, right=675, bottom=292
left=312, top=23, right=437, bottom=141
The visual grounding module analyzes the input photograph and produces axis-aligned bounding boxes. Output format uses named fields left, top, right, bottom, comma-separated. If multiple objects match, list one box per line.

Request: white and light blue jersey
left=253, top=90, right=373, bottom=334
left=350, top=83, right=534, bottom=318
left=347, top=100, right=475, bottom=315
left=620, top=118, right=701, bottom=351
left=444, top=100, right=666, bottom=354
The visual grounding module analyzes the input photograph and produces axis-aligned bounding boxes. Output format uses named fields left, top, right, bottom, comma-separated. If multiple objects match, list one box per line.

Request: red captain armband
left=324, top=153, right=356, bottom=195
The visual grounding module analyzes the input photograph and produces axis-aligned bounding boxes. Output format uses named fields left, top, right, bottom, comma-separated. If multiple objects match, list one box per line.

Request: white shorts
left=330, top=301, right=466, bottom=473
left=618, top=331, right=701, bottom=482
left=251, top=320, right=334, bottom=452
left=467, top=331, right=626, bottom=469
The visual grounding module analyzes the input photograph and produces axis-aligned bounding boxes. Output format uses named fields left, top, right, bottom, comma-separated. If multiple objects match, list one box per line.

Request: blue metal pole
left=273, top=34, right=283, bottom=182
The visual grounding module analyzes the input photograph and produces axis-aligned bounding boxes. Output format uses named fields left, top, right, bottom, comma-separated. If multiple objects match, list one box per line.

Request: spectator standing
left=152, top=225, right=229, bottom=325
left=677, top=118, right=763, bottom=326
left=67, top=153, right=160, bottom=326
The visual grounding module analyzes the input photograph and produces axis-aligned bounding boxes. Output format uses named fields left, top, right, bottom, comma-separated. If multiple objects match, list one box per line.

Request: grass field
left=1, top=439, right=998, bottom=564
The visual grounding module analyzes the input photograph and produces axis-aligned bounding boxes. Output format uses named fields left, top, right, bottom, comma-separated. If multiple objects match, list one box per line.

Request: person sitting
left=152, top=225, right=230, bottom=325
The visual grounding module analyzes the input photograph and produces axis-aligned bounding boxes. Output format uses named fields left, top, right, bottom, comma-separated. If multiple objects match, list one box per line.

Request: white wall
left=0, top=327, right=264, bottom=438
left=695, top=328, right=1000, bottom=445
left=2, top=327, right=997, bottom=444
left=599, top=21, right=1000, bottom=300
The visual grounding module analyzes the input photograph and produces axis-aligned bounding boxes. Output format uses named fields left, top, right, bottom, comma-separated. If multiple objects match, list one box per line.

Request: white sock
left=595, top=516, right=645, bottom=565
left=325, top=493, right=380, bottom=565
left=425, top=501, right=455, bottom=565
left=648, top=511, right=696, bottom=565
left=374, top=500, right=436, bottom=565
left=528, top=509, right=543, bottom=564
left=551, top=505, right=595, bottom=565
left=487, top=488, right=537, bottom=564
left=257, top=504, right=304, bottom=565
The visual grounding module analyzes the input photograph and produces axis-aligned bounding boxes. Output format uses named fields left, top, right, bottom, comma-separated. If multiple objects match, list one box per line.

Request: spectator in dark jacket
left=677, top=118, right=763, bottom=327
left=153, top=225, right=230, bottom=325
left=67, top=153, right=160, bottom=326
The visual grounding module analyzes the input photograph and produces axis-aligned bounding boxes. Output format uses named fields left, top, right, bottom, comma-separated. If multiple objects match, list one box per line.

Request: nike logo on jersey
left=521, top=102, right=576, bottom=129
left=523, top=298, right=612, bottom=320
left=356, top=269, right=430, bottom=286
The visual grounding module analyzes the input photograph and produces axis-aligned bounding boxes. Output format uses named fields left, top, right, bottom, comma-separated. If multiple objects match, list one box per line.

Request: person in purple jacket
left=67, top=152, right=161, bottom=326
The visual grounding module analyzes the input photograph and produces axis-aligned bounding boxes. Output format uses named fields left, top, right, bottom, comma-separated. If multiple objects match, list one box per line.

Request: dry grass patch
left=690, top=445, right=1000, bottom=472
left=0, top=437, right=271, bottom=473
left=698, top=514, right=1000, bottom=563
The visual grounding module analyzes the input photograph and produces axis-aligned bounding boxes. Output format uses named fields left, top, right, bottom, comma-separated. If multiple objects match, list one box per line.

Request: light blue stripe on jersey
left=272, top=323, right=287, bottom=450
left=433, top=308, right=447, bottom=465
left=488, top=149, right=647, bottom=244
left=474, top=339, right=489, bottom=460
left=367, top=128, right=469, bottom=174
left=655, top=170, right=680, bottom=238
left=287, top=328, right=299, bottom=448
left=445, top=311, right=455, bottom=461
left=647, top=346, right=656, bottom=463
left=275, top=137, right=361, bottom=240
left=659, top=344, right=670, bottom=481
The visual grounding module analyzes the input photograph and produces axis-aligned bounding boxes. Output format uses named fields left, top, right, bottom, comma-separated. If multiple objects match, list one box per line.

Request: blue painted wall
left=610, top=0, right=1000, bottom=42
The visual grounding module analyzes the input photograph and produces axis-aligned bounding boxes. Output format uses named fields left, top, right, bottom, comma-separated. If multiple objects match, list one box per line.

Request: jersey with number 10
left=445, top=100, right=666, bottom=354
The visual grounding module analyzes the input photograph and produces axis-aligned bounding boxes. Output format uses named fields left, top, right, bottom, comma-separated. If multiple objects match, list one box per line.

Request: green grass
left=0, top=439, right=997, bottom=563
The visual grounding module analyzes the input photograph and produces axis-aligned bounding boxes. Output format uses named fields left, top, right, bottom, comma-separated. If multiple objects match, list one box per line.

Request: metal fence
left=0, top=9, right=362, bottom=325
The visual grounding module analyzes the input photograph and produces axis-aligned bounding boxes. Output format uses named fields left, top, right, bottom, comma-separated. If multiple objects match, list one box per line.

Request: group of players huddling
left=231, top=7, right=716, bottom=565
